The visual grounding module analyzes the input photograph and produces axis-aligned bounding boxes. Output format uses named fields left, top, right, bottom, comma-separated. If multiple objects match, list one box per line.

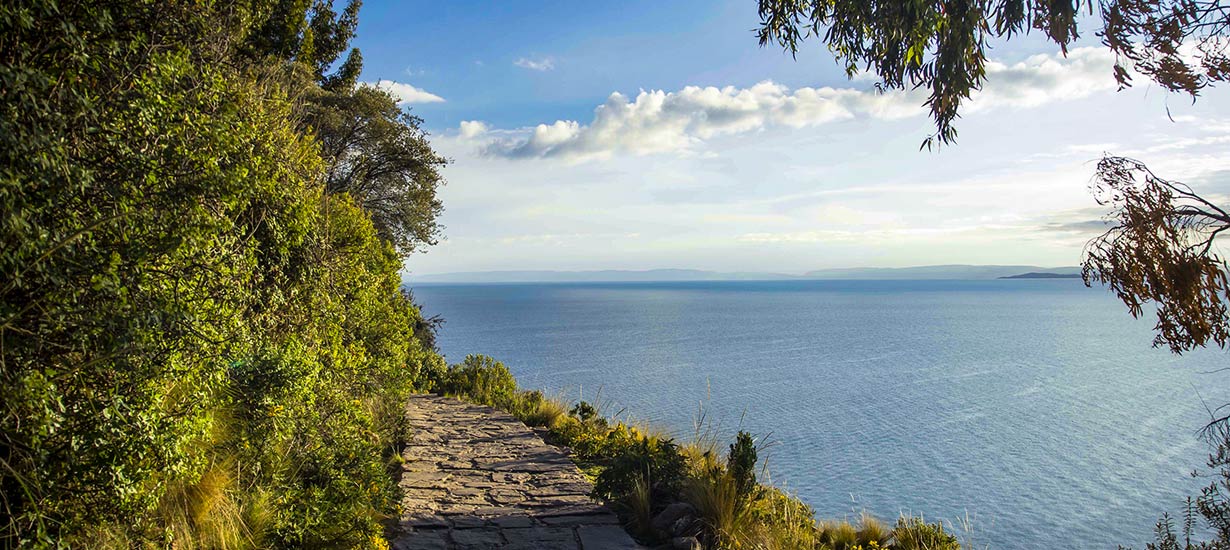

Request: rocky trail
left=389, top=394, right=645, bottom=550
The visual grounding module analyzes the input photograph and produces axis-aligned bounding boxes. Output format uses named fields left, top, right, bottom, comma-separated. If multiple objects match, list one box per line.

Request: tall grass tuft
left=819, top=519, right=860, bottom=549
left=154, top=461, right=264, bottom=550
left=625, top=472, right=655, bottom=538
left=857, top=512, right=891, bottom=547
left=892, top=515, right=962, bottom=550
left=685, top=465, right=752, bottom=548
left=519, top=392, right=571, bottom=429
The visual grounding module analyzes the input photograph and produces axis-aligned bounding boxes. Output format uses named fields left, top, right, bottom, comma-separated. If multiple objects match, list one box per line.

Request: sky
left=353, top=0, right=1230, bottom=276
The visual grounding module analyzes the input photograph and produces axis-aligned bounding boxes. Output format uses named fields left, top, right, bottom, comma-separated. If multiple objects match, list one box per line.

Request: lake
left=410, top=279, right=1230, bottom=549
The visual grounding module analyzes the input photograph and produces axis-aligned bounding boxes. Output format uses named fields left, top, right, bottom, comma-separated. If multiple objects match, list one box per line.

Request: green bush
left=437, top=354, right=518, bottom=409
left=728, top=431, right=759, bottom=503
left=593, top=425, right=689, bottom=508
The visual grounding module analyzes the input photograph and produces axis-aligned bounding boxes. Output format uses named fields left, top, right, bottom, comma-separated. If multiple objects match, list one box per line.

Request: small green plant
left=571, top=401, right=601, bottom=423
left=728, top=431, right=758, bottom=504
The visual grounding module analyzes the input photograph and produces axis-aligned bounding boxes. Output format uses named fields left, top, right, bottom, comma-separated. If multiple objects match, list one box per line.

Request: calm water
left=410, top=279, right=1230, bottom=549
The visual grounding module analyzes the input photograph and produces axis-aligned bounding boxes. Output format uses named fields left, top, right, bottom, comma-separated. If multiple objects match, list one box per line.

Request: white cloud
left=968, top=48, right=1118, bottom=112
left=514, top=57, right=555, bottom=71
left=459, top=120, right=490, bottom=139
left=473, top=47, right=1118, bottom=162
left=365, top=79, right=445, bottom=104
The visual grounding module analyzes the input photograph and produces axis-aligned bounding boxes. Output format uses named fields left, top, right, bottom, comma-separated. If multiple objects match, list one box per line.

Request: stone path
left=390, top=394, right=644, bottom=550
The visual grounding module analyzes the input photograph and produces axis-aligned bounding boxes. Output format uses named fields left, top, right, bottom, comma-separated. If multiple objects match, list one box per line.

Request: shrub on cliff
left=436, top=354, right=518, bottom=408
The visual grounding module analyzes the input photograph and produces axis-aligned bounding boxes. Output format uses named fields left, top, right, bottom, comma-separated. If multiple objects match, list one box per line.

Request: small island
left=999, top=272, right=1082, bottom=279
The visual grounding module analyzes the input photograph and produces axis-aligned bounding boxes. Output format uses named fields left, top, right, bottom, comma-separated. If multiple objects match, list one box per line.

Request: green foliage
left=0, top=0, right=442, bottom=547
left=571, top=401, right=601, bottom=423
left=244, top=0, right=364, bottom=88
left=728, top=431, right=759, bottom=503
left=756, top=0, right=1230, bottom=147
left=305, top=84, right=448, bottom=254
left=890, top=517, right=961, bottom=550
left=436, top=355, right=518, bottom=409
left=593, top=426, right=689, bottom=507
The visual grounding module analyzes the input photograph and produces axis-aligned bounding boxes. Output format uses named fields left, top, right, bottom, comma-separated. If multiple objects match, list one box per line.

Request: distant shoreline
left=408, top=264, right=1082, bottom=284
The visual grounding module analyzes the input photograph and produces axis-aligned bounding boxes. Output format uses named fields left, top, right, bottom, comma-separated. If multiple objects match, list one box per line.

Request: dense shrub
left=435, top=354, right=518, bottom=408
left=728, top=432, right=759, bottom=503
left=1, top=1, right=441, bottom=547
left=593, top=426, right=689, bottom=506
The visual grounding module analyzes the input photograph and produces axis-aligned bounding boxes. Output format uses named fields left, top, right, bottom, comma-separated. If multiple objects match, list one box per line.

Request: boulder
left=651, top=502, right=697, bottom=533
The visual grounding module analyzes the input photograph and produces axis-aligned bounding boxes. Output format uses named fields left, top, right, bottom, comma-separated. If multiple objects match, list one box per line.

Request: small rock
left=669, top=516, right=698, bottom=538
left=671, top=536, right=701, bottom=550
left=651, top=502, right=696, bottom=533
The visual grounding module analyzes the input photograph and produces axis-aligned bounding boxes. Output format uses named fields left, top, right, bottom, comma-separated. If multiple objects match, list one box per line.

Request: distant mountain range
left=408, top=265, right=1082, bottom=283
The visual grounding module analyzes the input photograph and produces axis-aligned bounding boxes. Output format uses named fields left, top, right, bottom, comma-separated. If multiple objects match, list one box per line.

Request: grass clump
left=891, top=516, right=962, bottom=550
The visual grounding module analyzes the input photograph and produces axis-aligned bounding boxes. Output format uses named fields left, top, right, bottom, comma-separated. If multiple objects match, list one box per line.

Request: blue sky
left=353, top=1, right=1230, bottom=275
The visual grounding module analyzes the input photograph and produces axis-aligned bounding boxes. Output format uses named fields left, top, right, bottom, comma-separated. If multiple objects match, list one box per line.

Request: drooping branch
left=1082, top=155, right=1230, bottom=353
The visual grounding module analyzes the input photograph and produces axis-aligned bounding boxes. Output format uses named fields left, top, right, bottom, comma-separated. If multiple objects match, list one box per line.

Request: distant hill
left=803, top=264, right=1081, bottom=280
left=999, top=272, right=1083, bottom=279
left=408, top=264, right=1083, bottom=283
left=409, top=269, right=798, bottom=283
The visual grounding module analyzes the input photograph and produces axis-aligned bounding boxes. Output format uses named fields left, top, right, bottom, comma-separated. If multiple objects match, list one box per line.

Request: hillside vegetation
left=1, top=1, right=445, bottom=547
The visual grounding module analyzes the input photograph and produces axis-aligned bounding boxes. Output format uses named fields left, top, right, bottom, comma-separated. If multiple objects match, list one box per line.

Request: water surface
left=411, top=279, right=1230, bottom=549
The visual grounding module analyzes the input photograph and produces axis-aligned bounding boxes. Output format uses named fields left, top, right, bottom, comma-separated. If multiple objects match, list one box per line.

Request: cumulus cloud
left=514, top=57, right=555, bottom=71
left=473, top=47, right=1118, bottom=162
left=366, top=79, right=445, bottom=104
left=969, top=48, right=1118, bottom=111
left=459, top=120, right=490, bottom=139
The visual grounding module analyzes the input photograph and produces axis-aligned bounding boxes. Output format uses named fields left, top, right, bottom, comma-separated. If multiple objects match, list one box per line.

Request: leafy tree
left=757, top=0, right=1230, bottom=147
left=246, top=0, right=364, bottom=89
left=304, top=84, right=448, bottom=254
left=244, top=0, right=446, bottom=255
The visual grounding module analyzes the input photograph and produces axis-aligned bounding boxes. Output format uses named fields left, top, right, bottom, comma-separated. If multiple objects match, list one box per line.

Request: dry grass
left=155, top=461, right=272, bottom=550
left=625, top=472, right=655, bottom=538
left=521, top=393, right=570, bottom=429
left=684, top=465, right=754, bottom=548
